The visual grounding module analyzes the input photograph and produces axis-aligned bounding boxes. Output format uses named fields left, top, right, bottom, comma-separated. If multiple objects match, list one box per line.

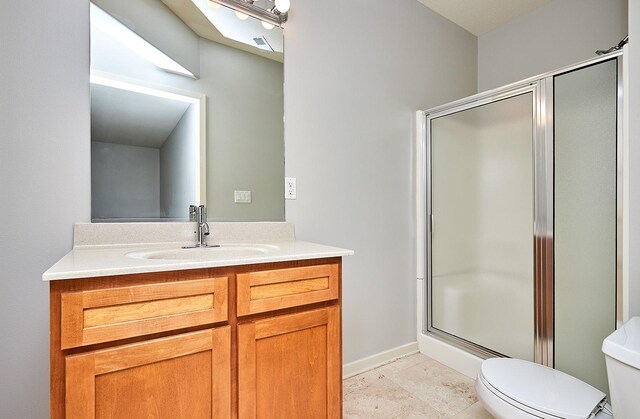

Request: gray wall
left=92, top=141, right=161, bottom=219
left=478, top=0, right=628, bottom=91
left=161, top=105, right=198, bottom=218
left=629, top=2, right=640, bottom=317
left=284, top=0, right=478, bottom=363
left=0, top=0, right=90, bottom=417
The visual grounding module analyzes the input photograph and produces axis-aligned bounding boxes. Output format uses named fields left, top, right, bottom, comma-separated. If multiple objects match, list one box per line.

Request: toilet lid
left=480, top=358, right=606, bottom=419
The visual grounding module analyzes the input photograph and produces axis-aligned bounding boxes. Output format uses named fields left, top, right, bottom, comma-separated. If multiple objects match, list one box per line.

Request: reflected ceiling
left=160, top=0, right=284, bottom=62
left=91, top=85, right=190, bottom=148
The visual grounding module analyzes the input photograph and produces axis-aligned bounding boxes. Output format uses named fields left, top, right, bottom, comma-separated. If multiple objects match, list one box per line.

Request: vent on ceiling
left=253, top=36, right=274, bottom=52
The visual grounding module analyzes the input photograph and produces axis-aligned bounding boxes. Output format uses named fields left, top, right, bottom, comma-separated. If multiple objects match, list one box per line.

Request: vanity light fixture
left=274, top=0, right=290, bottom=14
left=209, top=0, right=288, bottom=27
left=235, top=10, right=250, bottom=20
left=90, top=3, right=195, bottom=78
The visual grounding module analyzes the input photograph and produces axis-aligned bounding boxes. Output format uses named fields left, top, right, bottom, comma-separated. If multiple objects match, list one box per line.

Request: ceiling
left=417, top=0, right=552, bottom=36
left=91, top=84, right=191, bottom=149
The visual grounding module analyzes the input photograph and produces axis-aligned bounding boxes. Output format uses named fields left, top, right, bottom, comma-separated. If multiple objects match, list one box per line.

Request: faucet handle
left=188, top=205, right=197, bottom=221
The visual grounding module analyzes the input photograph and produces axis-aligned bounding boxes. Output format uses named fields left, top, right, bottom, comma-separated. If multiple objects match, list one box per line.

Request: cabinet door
left=238, top=306, right=341, bottom=419
left=65, top=327, right=230, bottom=419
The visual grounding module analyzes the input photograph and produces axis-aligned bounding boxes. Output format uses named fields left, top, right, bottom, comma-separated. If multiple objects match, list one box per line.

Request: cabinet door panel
left=238, top=306, right=341, bottom=418
left=237, top=264, right=339, bottom=316
left=65, top=327, right=230, bottom=419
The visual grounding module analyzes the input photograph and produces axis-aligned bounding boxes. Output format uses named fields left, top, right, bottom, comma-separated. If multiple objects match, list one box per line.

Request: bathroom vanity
left=45, top=223, right=352, bottom=418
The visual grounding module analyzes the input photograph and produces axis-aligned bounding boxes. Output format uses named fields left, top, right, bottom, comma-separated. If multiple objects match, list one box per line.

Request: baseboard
left=342, top=341, right=419, bottom=379
left=417, top=333, right=483, bottom=379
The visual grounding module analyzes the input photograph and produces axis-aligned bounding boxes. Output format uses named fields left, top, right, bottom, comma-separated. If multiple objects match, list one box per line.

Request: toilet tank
left=602, top=317, right=640, bottom=418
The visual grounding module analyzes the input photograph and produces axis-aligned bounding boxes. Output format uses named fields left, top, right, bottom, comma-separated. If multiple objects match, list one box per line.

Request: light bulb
left=262, top=21, right=275, bottom=30
left=207, top=0, right=221, bottom=9
left=274, top=0, right=290, bottom=13
left=235, top=11, right=249, bottom=20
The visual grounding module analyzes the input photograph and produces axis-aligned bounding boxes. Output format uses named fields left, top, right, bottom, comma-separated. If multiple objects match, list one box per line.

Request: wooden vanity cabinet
left=50, top=257, right=342, bottom=419
left=50, top=269, right=232, bottom=419
left=236, top=263, right=342, bottom=418
left=238, top=306, right=341, bottom=419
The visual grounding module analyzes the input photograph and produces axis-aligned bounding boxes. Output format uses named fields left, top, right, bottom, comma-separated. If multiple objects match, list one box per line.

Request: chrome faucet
left=184, top=205, right=218, bottom=248
left=195, top=205, right=209, bottom=247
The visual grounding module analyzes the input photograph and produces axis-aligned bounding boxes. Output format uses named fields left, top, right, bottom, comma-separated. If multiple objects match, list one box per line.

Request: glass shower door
left=429, top=92, right=535, bottom=360
left=554, top=59, right=618, bottom=393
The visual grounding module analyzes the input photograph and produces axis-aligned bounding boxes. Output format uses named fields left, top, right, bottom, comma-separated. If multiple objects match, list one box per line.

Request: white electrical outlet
left=234, top=190, right=252, bottom=203
left=285, top=177, right=296, bottom=200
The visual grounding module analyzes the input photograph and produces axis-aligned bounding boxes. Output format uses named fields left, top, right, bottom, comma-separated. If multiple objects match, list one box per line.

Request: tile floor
left=343, top=353, right=493, bottom=418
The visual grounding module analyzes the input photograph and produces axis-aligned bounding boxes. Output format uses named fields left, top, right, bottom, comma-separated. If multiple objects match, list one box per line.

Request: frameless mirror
left=90, top=0, right=284, bottom=222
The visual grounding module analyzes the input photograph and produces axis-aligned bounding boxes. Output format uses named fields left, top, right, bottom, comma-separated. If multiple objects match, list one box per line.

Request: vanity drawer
left=237, top=264, right=339, bottom=316
left=60, top=277, right=228, bottom=349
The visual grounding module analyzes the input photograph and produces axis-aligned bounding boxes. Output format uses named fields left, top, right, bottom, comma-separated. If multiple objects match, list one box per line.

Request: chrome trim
left=616, top=55, right=624, bottom=327
left=534, top=78, right=554, bottom=367
left=415, top=111, right=427, bottom=282
left=211, top=0, right=288, bottom=27
left=425, top=51, right=623, bottom=117
left=424, top=110, right=432, bottom=335
left=425, top=85, right=536, bottom=120
left=427, top=328, right=506, bottom=360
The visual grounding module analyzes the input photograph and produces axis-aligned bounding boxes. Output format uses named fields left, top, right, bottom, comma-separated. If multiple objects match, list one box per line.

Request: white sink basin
left=125, top=244, right=279, bottom=261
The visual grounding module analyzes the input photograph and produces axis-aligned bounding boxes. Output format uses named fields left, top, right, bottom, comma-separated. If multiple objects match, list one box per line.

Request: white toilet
left=476, top=317, right=640, bottom=418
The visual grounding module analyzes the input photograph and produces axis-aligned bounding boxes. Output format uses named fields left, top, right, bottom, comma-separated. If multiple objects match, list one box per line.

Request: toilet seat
left=477, top=358, right=607, bottom=419
left=477, top=371, right=562, bottom=418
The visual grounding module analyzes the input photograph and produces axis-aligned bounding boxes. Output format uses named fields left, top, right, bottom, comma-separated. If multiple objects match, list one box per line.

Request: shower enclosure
left=416, top=52, right=624, bottom=393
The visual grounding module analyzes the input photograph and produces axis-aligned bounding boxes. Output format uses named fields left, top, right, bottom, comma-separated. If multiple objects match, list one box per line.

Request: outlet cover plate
left=234, top=190, right=252, bottom=203
left=285, top=177, right=296, bottom=200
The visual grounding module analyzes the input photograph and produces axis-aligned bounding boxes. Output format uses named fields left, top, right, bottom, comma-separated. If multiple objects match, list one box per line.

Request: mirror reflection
left=90, top=0, right=284, bottom=222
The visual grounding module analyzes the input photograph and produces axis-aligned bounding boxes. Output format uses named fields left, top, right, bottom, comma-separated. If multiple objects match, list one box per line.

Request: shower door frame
left=416, top=51, right=625, bottom=369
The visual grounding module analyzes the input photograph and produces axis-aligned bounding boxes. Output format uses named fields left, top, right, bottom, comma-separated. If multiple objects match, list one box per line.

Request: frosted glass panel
left=430, top=93, right=534, bottom=360
left=554, top=60, right=617, bottom=393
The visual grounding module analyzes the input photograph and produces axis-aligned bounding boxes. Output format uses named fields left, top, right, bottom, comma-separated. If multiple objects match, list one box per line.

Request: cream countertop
left=43, top=222, right=353, bottom=281
left=43, top=240, right=354, bottom=281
